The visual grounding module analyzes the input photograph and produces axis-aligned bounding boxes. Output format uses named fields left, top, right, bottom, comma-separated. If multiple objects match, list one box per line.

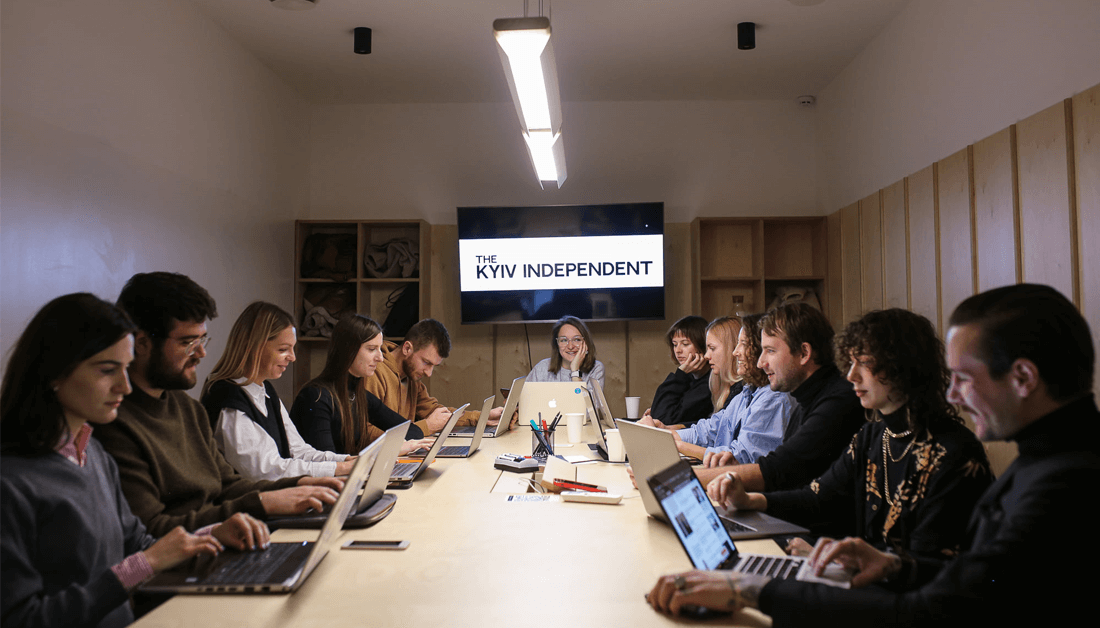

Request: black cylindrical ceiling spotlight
left=737, top=22, right=756, bottom=50
left=354, top=27, right=372, bottom=54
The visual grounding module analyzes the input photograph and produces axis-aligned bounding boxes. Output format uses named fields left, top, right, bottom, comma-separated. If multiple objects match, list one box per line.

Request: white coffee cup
left=625, top=397, right=641, bottom=419
left=565, top=412, right=584, bottom=444
left=604, top=428, right=625, bottom=462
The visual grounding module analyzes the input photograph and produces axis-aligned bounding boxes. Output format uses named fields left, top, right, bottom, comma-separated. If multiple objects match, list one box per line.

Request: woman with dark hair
left=201, top=302, right=354, bottom=481
left=646, top=316, right=745, bottom=429
left=1, top=293, right=266, bottom=628
left=646, top=315, right=738, bottom=429
left=290, top=314, right=431, bottom=456
left=526, top=315, right=605, bottom=389
left=644, top=315, right=792, bottom=462
left=711, top=308, right=993, bottom=558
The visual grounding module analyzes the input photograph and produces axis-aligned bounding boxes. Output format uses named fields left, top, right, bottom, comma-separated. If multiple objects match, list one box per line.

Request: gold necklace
left=881, top=410, right=918, bottom=506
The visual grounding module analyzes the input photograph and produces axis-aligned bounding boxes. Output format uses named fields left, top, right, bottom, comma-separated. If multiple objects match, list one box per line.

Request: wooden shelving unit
left=691, top=217, right=828, bottom=322
left=293, top=219, right=430, bottom=392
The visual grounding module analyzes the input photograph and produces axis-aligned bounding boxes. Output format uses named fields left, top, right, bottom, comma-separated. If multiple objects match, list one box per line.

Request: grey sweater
left=1, top=438, right=155, bottom=628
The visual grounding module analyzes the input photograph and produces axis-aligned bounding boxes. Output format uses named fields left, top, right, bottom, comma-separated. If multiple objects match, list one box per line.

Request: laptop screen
left=648, top=460, right=738, bottom=570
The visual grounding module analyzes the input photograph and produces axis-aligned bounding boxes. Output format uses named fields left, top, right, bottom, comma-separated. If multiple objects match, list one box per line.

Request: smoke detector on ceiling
left=270, top=0, right=318, bottom=10
left=797, top=95, right=816, bottom=107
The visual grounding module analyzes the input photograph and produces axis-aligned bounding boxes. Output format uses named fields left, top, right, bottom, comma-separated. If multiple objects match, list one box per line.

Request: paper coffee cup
left=565, top=413, right=584, bottom=444
left=605, top=428, right=625, bottom=462
left=625, top=397, right=641, bottom=419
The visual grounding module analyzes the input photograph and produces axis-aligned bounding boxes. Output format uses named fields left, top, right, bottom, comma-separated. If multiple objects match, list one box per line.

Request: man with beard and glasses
left=94, top=272, right=343, bottom=537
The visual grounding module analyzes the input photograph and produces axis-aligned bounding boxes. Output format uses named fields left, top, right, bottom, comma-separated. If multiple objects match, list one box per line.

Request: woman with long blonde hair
left=201, top=302, right=354, bottom=481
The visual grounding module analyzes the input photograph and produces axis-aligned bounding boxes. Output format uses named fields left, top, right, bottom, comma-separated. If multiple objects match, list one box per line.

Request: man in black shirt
left=695, top=303, right=863, bottom=490
left=649, top=283, right=1100, bottom=628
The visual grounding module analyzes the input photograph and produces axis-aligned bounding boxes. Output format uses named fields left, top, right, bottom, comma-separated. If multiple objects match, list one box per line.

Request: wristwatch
left=570, top=370, right=580, bottom=378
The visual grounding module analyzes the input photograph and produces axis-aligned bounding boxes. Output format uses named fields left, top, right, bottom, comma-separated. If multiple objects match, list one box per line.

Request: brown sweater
left=362, top=341, right=478, bottom=434
left=94, top=387, right=299, bottom=536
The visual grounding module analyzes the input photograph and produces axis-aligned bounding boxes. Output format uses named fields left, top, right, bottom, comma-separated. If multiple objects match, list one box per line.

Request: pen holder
left=531, top=426, right=555, bottom=460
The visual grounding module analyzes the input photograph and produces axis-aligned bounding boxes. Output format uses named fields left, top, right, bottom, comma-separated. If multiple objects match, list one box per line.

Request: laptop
left=518, top=381, right=589, bottom=426
left=389, top=403, right=468, bottom=485
left=450, top=377, right=525, bottom=438
left=140, top=436, right=383, bottom=594
left=617, top=419, right=808, bottom=539
left=648, top=459, right=849, bottom=587
left=268, top=421, right=410, bottom=529
left=431, top=396, right=494, bottom=458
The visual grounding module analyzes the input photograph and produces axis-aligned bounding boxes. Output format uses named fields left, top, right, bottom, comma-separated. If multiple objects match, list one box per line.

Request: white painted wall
left=815, top=0, right=1100, bottom=212
left=0, top=0, right=310, bottom=397
left=308, top=100, right=819, bottom=224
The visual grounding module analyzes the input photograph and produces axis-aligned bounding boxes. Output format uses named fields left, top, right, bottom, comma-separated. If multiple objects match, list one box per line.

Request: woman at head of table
left=201, top=302, right=359, bottom=481
left=1, top=293, right=267, bottom=628
left=290, top=313, right=432, bottom=457
left=526, top=315, right=605, bottom=390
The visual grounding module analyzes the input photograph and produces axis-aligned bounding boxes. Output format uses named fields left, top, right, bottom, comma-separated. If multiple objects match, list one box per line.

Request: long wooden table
left=135, top=421, right=779, bottom=627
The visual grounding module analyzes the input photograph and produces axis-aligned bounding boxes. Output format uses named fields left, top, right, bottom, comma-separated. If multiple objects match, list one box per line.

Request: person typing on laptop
left=291, top=314, right=432, bottom=457
left=641, top=315, right=793, bottom=463
left=1, top=294, right=268, bottom=628
left=709, top=309, right=992, bottom=559
left=692, top=303, right=864, bottom=491
left=94, top=273, right=342, bottom=537
left=648, top=284, right=1100, bottom=627
left=364, top=318, right=503, bottom=435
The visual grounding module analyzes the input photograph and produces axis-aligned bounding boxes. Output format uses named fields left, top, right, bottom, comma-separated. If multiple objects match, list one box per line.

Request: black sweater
left=759, top=394, right=1100, bottom=628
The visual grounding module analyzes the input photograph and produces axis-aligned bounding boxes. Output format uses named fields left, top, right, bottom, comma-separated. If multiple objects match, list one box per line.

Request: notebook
left=389, top=403, right=468, bottom=484
left=517, top=382, right=589, bottom=426
left=648, top=460, right=849, bottom=587
left=267, top=421, right=410, bottom=529
left=431, top=396, right=494, bottom=458
left=450, top=377, right=525, bottom=438
left=617, top=419, right=808, bottom=539
left=140, top=435, right=384, bottom=594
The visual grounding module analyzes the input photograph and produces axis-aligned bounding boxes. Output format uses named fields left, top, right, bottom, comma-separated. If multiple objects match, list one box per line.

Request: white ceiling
left=186, top=0, right=910, bottom=105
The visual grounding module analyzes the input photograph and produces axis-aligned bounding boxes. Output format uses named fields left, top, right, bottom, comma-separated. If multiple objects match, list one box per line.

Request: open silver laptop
left=431, top=396, right=494, bottom=458
left=617, top=419, right=808, bottom=539
left=140, top=435, right=384, bottom=594
left=269, top=421, right=410, bottom=529
left=518, top=381, right=588, bottom=426
left=389, top=403, right=468, bottom=484
left=648, top=460, right=849, bottom=587
left=451, top=377, right=525, bottom=438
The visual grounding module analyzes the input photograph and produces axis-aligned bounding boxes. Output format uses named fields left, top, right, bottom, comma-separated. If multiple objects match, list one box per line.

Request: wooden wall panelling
left=840, top=202, right=862, bottom=325
left=826, top=210, right=843, bottom=326
left=1073, top=84, right=1100, bottom=392
left=628, top=224, right=694, bottom=415
left=1016, top=100, right=1076, bottom=301
left=937, top=147, right=976, bottom=325
left=972, top=127, right=1020, bottom=291
left=907, top=165, right=941, bottom=332
left=881, top=180, right=909, bottom=309
left=859, top=192, right=884, bottom=311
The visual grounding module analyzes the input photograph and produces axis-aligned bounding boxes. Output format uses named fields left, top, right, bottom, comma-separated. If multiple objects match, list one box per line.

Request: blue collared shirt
left=677, top=384, right=793, bottom=464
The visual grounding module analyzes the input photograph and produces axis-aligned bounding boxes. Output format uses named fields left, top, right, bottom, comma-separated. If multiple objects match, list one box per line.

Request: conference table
left=134, top=420, right=781, bottom=627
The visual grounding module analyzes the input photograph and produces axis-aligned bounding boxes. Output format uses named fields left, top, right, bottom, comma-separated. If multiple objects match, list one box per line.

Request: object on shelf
left=301, top=233, right=357, bottom=281
left=382, top=285, right=419, bottom=338
left=301, top=284, right=355, bottom=338
left=766, top=285, right=822, bottom=311
left=364, top=238, right=419, bottom=279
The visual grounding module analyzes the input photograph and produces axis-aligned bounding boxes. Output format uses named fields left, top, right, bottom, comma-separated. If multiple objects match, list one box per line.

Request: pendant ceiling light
left=493, top=6, right=566, bottom=188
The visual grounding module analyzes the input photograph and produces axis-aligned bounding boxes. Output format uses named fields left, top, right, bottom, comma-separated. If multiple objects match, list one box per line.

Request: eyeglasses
left=556, top=336, right=584, bottom=346
left=174, top=334, right=211, bottom=356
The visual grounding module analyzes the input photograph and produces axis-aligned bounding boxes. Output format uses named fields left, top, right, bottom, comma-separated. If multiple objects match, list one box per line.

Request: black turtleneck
left=756, top=364, right=865, bottom=491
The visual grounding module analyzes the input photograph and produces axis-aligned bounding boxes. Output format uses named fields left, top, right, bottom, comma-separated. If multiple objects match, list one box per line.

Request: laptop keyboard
left=391, top=461, right=419, bottom=477
left=202, top=543, right=305, bottom=585
left=736, top=555, right=802, bottom=580
left=437, top=445, right=469, bottom=456
left=724, top=519, right=754, bottom=533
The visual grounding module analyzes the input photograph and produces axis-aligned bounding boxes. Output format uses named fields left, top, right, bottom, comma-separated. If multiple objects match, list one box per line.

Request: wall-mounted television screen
left=457, top=203, right=664, bottom=324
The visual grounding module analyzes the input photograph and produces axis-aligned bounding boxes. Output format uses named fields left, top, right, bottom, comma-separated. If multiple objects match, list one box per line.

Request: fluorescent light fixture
left=523, top=130, right=566, bottom=184
left=494, top=16, right=567, bottom=188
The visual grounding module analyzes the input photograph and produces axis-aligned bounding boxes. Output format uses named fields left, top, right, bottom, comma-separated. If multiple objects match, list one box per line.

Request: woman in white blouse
left=201, top=302, right=355, bottom=481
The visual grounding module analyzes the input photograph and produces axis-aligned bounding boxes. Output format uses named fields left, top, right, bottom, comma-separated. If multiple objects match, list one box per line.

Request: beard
left=146, top=342, right=200, bottom=391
